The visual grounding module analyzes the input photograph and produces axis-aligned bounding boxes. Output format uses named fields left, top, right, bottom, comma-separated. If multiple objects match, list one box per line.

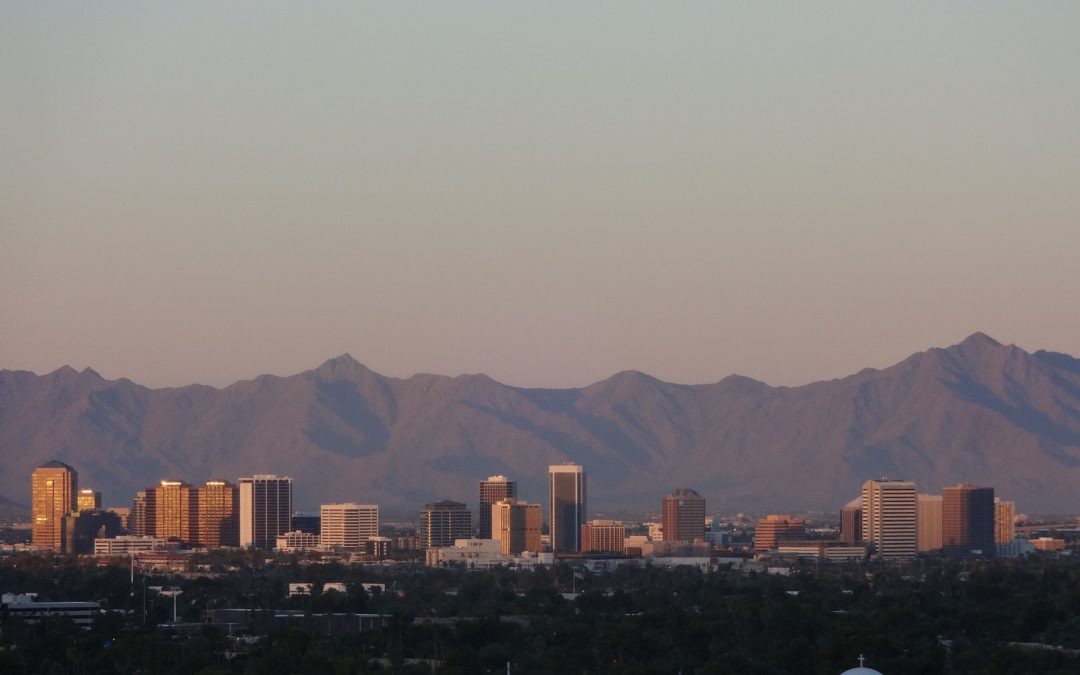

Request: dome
left=841, top=669, right=883, bottom=675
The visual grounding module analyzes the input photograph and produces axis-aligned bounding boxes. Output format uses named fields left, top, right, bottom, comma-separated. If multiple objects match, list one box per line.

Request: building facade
left=839, top=502, right=862, bottom=543
left=320, top=503, right=379, bottom=551
left=916, top=494, right=943, bottom=552
left=491, top=498, right=541, bottom=555
left=478, top=475, right=516, bottom=539
left=580, top=519, right=626, bottom=554
left=239, top=475, right=293, bottom=549
left=195, top=480, right=239, bottom=548
left=549, top=464, right=586, bottom=553
left=994, top=498, right=1015, bottom=544
left=661, top=488, right=706, bottom=542
left=419, top=500, right=472, bottom=549
left=942, top=483, right=995, bottom=556
left=861, top=478, right=917, bottom=559
left=753, top=515, right=806, bottom=550
left=77, top=489, right=101, bottom=512
left=152, top=480, right=196, bottom=543
left=32, top=460, right=78, bottom=551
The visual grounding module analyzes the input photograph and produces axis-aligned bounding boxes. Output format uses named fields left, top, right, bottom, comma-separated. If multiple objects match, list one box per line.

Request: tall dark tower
left=661, top=488, right=706, bottom=542
left=478, top=475, right=516, bottom=539
left=942, top=484, right=995, bottom=556
left=548, top=463, right=586, bottom=553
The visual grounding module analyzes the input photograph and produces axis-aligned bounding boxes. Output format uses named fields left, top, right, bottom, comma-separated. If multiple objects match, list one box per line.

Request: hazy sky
left=3, top=3, right=1079, bottom=389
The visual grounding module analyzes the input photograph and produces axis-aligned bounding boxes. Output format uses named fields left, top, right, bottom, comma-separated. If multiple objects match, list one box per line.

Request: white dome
left=841, top=667, right=883, bottom=675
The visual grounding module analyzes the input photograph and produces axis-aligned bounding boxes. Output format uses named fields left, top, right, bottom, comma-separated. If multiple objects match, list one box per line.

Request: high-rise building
left=861, top=478, right=917, bottom=559
left=661, top=488, right=706, bottom=542
left=419, top=500, right=472, bottom=549
left=580, top=519, right=626, bottom=554
left=32, top=460, right=78, bottom=551
left=195, top=480, right=239, bottom=548
left=152, top=480, right=196, bottom=543
left=753, top=515, right=806, bottom=550
left=62, top=509, right=124, bottom=554
left=320, top=503, right=379, bottom=551
left=491, top=498, right=541, bottom=555
left=995, top=498, right=1015, bottom=544
left=942, top=484, right=995, bottom=556
left=917, top=494, right=943, bottom=552
left=77, top=489, right=101, bottom=512
left=239, top=475, right=293, bottom=549
left=839, top=500, right=862, bottom=543
left=549, top=463, right=586, bottom=553
left=478, top=475, right=516, bottom=539
left=130, top=490, right=151, bottom=536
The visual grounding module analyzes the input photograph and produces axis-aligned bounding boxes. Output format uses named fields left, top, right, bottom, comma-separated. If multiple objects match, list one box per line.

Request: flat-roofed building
left=195, top=480, right=239, bottom=548
left=753, top=515, right=806, bottom=550
left=93, top=536, right=179, bottom=555
left=420, top=500, right=472, bottom=549
left=491, top=498, right=541, bottom=555
left=62, top=509, right=124, bottom=554
left=32, top=460, right=78, bottom=551
left=839, top=500, right=862, bottom=543
left=479, top=475, right=516, bottom=539
left=151, top=479, right=196, bottom=543
left=129, top=491, right=152, bottom=536
left=581, top=519, right=626, bottom=554
left=917, top=494, right=943, bottom=552
left=77, top=489, right=101, bottom=512
left=862, top=478, right=917, bottom=559
left=943, top=484, right=995, bottom=557
left=995, top=498, right=1016, bottom=544
left=275, top=530, right=321, bottom=552
left=239, top=475, right=293, bottom=549
left=320, top=503, right=379, bottom=551
left=549, top=464, right=586, bottom=553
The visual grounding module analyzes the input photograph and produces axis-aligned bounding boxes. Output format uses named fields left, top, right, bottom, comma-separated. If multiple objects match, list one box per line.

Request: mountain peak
left=315, top=353, right=371, bottom=378
left=959, top=331, right=1002, bottom=348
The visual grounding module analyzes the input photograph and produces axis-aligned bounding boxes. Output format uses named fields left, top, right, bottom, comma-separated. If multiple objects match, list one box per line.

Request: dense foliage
left=3, top=554, right=1080, bottom=673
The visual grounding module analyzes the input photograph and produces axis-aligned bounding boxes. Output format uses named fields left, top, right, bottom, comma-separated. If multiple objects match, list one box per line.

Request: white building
left=425, top=538, right=553, bottom=569
left=239, top=475, right=293, bottom=549
left=320, top=503, right=379, bottom=551
left=862, top=478, right=917, bottom=560
left=94, top=536, right=178, bottom=555
left=276, top=530, right=321, bottom=552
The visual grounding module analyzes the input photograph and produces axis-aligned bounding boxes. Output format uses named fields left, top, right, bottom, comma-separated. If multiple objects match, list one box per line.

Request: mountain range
left=3, top=332, right=1080, bottom=515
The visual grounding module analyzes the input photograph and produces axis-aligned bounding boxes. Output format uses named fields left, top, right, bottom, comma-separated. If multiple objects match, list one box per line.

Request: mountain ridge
left=4, top=333, right=1080, bottom=514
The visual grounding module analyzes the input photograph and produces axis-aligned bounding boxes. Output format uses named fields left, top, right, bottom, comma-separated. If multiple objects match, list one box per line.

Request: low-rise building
left=94, top=536, right=179, bottom=555
left=425, top=538, right=553, bottom=569
left=276, top=530, right=321, bottom=552
left=1, top=593, right=100, bottom=628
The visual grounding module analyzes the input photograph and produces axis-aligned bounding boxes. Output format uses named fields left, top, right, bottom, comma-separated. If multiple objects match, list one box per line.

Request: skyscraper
left=152, top=479, right=196, bottom=543
left=661, top=488, right=706, bottom=542
left=32, top=460, right=78, bottom=551
left=196, top=480, right=239, bottom=548
left=861, top=478, right=917, bottom=559
left=839, top=499, right=862, bottom=543
left=419, top=500, right=472, bottom=549
left=239, top=475, right=293, bottom=549
left=129, top=490, right=151, bottom=536
left=916, top=494, right=943, bottom=552
left=491, top=498, right=541, bottom=555
left=478, top=475, right=516, bottom=539
left=321, top=503, right=379, bottom=551
left=77, top=489, right=101, bottom=512
left=995, top=498, right=1015, bottom=544
left=942, top=483, right=995, bottom=556
left=549, top=463, right=586, bottom=553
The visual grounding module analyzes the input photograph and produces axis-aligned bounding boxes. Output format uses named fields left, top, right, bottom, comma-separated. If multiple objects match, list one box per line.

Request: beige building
left=994, top=498, right=1015, bottom=544
left=420, top=500, right=472, bottom=549
left=32, top=460, right=78, bottom=551
left=862, top=478, right=917, bottom=559
left=195, top=480, right=239, bottom=548
left=580, top=519, right=626, bottom=554
left=153, top=480, right=196, bottom=543
left=478, top=475, right=516, bottom=539
left=77, top=489, right=101, bottom=512
left=916, top=494, right=943, bottom=552
left=491, top=498, right=541, bottom=555
left=662, top=489, right=706, bottom=542
left=321, top=503, right=379, bottom=551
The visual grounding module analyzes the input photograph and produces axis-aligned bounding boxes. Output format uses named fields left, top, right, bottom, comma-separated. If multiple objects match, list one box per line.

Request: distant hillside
left=3, top=333, right=1080, bottom=513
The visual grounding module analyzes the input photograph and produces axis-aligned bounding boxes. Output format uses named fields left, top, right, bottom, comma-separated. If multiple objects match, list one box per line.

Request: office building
left=239, top=475, right=293, bottom=549
left=995, top=498, right=1015, bottom=544
left=93, top=536, right=178, bottom=555
left=580, top=519, right=626, bottom=554
left=942, top=483, right=995, bottom=556
left=32, top=460, right=78, bottom=551
left=839, top=500, right=862, bottom=543
left=479, top=475, right=516, bottom=539
left=275, top=531, right=321, bottom=552
left=917, top=494, right=943, bottom=552
left=491, top=498, right=541, bottom=555
left=77, top=489, right=101, bottom=512
left=320, top=503, right=379, bottom=551
left=62, top=510, right=124, bottom=554
left=662, top=488, right=706, bottom=542
left=753, top=515, right=806, bottom=550
left=861, top=478, right=917, bottom=559
left=419, top=501, right=472, bottom=549
left=549, top=463, right=586, bottom=553
left=196, top=480, right=239, bottom=548
left=129, top=490, right=151, bottom=537
left=152, top=480, right=196, bottom=543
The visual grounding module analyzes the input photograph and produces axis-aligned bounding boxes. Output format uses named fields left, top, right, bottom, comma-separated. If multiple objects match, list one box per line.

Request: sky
left=2, top=2, right=1080, bottom=390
